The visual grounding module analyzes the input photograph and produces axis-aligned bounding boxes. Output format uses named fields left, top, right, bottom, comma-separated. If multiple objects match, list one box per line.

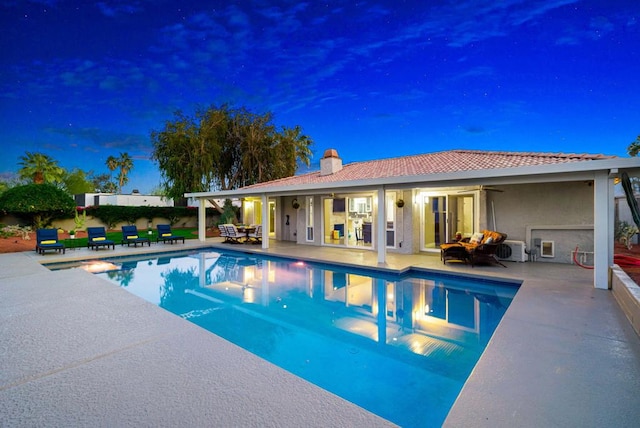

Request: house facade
left=75, top=192, right=173, bottom=207
left=186, top=149, right=640, bottom=290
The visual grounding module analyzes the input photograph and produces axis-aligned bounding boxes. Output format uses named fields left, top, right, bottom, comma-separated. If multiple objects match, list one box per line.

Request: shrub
left=0, top=184, right=75, bottom=229
left=83, top=205, right=204, bottom=229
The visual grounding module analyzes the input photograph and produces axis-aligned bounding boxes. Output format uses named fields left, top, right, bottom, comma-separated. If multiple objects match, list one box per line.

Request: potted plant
left=69, top=229, right=76, bottom=239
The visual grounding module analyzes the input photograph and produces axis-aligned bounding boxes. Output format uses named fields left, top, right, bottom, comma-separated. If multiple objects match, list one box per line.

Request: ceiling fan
left=457, top=185, right=504, bottom=193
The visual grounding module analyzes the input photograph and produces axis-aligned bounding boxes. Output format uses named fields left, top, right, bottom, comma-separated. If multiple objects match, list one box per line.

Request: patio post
left=261, top=193, right=269, bottom=249
left=198, top=198, right=207, bottom=242
left=593, top=170, right=613, bottom=289
left=377, top=186, right=386, bottom=264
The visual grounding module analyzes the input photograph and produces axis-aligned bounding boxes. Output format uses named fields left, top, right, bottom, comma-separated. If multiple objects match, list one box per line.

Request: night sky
left=1, top=0, right=639, bottom=193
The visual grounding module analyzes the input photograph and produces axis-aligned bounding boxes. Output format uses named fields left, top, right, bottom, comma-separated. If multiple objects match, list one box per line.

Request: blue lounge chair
left=87, top=227, right=115, bottom=250
left=35, top=228, right=65, bottom=255
left=121, top=225, right=151, bottom=247
left=156, top=224, right=185, bottom=244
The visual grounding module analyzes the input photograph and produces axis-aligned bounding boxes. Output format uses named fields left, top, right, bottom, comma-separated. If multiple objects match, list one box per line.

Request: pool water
left=51, top=249, right=519, bottom=427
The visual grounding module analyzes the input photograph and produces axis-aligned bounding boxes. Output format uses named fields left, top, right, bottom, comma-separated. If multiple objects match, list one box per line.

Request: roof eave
left=185, top=157, right=640, bottom=199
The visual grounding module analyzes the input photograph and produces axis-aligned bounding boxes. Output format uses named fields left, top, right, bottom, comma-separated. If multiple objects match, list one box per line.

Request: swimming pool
left=50, top=248, right=519, bottom=427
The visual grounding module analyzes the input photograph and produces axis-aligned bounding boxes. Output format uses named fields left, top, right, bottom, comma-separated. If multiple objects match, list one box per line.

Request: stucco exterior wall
left=486, top=181, right=594, bottom=264
left=394, top=189, right=414, bottom=254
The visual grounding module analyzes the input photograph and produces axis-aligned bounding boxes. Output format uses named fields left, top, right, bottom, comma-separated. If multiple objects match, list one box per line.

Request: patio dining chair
left=224, top=224, right=245, bottom=244
left=218, top=224, right=231, bottom=242
left=247, top=225, right=262, bottom=244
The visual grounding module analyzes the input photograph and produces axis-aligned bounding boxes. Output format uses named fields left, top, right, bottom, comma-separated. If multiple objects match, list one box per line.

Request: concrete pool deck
left=2, top=239, right=640, bottom=427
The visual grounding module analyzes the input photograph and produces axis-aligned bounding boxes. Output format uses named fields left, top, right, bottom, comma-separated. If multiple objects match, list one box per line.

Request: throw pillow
left=470, top=232, right=484, bottom=244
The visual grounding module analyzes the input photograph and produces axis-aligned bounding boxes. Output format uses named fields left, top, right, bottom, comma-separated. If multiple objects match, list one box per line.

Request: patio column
left=593, top=170, right=613, bottom=289
left=198, top=198, right=207, bottom=242
left=261, top=193, right=269, bottom=249
left=377, top=186, right=386, bottom=265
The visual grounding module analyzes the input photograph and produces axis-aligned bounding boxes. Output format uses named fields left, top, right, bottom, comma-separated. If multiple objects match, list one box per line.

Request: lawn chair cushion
left=469, top=232, right=484, bottom=244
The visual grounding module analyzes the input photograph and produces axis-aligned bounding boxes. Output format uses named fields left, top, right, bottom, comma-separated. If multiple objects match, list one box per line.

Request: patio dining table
left=236, top=226, right=256, bottom=242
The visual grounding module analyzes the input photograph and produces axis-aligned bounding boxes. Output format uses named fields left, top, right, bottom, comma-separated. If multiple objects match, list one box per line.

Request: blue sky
left=1, top=0, right=639, bottom=193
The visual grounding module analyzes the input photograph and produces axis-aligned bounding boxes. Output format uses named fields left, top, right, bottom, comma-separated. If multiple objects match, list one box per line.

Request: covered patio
left=187, top=150, right=640, bottom=291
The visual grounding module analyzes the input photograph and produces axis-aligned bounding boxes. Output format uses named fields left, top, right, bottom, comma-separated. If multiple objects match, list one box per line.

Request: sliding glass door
left=323, top=195, right=373, bottom=248
left=421, top=193, right=474, bottom=251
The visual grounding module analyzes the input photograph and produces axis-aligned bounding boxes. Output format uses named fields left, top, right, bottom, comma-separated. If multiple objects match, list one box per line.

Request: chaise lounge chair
left=440, top=230, right=508, bottom=267
left=121, top=225, right=151, bottom=247
left=156, top=224, right=185, bottom=244
left=87, top=227, right=115, bottom=250
left=36, top=228, right=65, bottom=255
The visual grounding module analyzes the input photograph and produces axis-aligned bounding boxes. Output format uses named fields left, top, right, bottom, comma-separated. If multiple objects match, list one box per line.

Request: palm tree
left=116, top=152, right=133, bottom=193
left=628, top=135, right=640, bottom=157
left=273, top=125, right=313, bottom=178
left=18, top=152, right=64, bottom=184
left=105, top=153, right=134, bottom=193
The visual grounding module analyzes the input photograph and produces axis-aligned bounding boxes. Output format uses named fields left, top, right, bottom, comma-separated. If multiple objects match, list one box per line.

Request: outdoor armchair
left=218, top=224, right=231, bottom=242
left=440, top=230, right=507, bottom=267
left=247, top=224, right=262, bottom=244
left=121, top=225, right=151, bottom=247
left=36, top=228, right=65, bottom=255
left=223, top=224, right=245, bottom=244
left=87, top=227, right=115, bottom=250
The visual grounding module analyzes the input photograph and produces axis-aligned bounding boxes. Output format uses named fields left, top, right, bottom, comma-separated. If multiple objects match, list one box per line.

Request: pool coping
left=3, top=240, right=640, bottom=427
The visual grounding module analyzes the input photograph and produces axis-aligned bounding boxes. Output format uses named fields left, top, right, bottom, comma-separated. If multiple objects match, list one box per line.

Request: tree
left=628, top=135, right=640, bottom=157
left=116, top=152, right=133, bottom=193
left=62, top=168, right=94, bottom=195
left=0, top=183, right=75, bottom=228
left=89, top=172, right=118, bottom=193
left=273, top=125, right=313, bottom=178
left=105, top=153, right=134, bottom=193
left=18, top=152, right=65, bottom=185
left=106, top=155, right=118, bottom=178
left=151, top=105, right=313, bottom=201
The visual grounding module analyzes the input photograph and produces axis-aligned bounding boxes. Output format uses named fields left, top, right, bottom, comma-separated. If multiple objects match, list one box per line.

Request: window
left=386, top=192, right=396, bottom=248
left=306, top=197, right=314, bottom=241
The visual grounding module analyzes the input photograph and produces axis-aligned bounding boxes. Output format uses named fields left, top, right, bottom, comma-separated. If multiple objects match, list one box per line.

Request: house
left=186, top=149, right=640, bottom=290
left=75, top=191, right=173, bottom=207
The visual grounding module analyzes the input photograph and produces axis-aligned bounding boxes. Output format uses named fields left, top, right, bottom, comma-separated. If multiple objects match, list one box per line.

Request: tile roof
left=244, top=149, right=615, bottom=190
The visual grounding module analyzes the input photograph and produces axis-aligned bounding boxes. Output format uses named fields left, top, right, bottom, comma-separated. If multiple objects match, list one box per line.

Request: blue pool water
left=50, top=249, right=519, bottom=427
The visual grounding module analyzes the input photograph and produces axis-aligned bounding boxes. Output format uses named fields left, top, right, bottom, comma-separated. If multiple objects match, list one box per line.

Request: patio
left=2, top=239, right=639, bottom=427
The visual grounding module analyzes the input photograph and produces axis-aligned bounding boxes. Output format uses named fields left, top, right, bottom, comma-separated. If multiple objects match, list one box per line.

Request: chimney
left=320, top=148, right=342, bottom=176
